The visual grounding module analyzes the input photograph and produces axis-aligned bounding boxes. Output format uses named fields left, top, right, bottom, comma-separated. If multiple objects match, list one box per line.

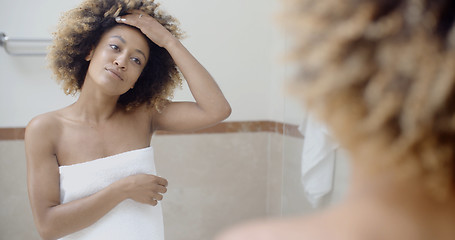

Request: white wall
left=0, top=0, right=303, bottom=127
left=0, top=0, right=80, bottom=127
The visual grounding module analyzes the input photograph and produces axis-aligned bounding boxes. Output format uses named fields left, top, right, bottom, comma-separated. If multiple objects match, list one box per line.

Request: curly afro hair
left=281, top=0, right=455, bottom=200
left=48, top=0, right=184, bottom=111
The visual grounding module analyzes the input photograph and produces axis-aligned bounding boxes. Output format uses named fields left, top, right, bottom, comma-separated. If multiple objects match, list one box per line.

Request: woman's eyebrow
left=135, top=49, right=147, bottom=61
left=110, top=35, right=147, bottom=60
left=110, top=35, right=126, bottom=43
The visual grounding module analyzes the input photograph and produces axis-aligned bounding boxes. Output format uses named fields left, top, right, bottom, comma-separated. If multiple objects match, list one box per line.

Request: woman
left=216, top=0, right=455, bottom=239
left=25, top=0, right=231, bottom=239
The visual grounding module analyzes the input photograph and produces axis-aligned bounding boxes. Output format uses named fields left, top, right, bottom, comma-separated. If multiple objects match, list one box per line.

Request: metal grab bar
left=0, top=32, right=52, bottom=56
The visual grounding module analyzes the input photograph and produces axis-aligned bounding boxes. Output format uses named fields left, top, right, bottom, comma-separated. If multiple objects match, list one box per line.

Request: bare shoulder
left=25, top=110, right=65, bottom=153
left=216, top=213, right=333, bottom=240
left=26, top=111, right=62, bottom=137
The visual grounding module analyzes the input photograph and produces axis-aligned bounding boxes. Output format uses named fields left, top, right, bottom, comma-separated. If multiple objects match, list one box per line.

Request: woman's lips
left=106, top=68, right=124, bottom=81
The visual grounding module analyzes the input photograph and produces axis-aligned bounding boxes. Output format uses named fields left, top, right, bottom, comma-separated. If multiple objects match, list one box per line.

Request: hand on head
left=116, top=10, right=177, bottom=48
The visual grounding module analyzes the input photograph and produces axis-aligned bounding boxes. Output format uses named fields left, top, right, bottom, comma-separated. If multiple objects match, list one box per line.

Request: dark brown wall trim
left=0, top=128, right=26, bottom=140
left=0, top=121, right=303, bottom=140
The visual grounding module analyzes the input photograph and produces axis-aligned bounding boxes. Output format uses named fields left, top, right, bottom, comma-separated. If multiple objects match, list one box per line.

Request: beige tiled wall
left=152, top=132, right=283, bottom=240
left=0, top=132, right=286, bottom=240
left=0, top=140, right=40, bottom=239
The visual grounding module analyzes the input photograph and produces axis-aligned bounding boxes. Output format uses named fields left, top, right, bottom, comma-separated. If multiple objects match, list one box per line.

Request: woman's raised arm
left=117, top=12, right=231, bottom=132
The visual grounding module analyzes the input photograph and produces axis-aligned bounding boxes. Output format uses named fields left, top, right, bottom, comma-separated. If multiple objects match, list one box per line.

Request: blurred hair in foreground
left=281, top=0, right=455, bottom=200
left=215, top=1, right=455, bottom=240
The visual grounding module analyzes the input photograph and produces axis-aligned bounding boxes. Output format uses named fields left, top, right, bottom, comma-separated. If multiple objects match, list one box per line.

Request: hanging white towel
left=299, top=115, right=338, bottom=208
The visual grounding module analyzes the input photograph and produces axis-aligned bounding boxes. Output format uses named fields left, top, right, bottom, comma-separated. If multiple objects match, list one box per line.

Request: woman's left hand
left=116, top=10, right=177, bottom=48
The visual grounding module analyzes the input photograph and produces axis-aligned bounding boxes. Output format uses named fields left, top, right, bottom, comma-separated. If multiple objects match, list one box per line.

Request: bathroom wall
left=0, top=127, right=291, bottom=240
left=0, top=127, right=349, bottom=240
left=0, top=0, right=293, bottom=127
left=153, top=132, right=285, bottom=240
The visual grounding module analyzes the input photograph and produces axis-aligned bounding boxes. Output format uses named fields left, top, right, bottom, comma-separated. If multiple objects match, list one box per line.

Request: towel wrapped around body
left=58, top=146, right=164, bottom=240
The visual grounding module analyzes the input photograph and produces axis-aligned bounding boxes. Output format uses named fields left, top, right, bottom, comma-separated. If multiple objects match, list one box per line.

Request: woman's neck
left=343, top=160, right=455, bottom=239
left=71, top=83, right=121, bottom=125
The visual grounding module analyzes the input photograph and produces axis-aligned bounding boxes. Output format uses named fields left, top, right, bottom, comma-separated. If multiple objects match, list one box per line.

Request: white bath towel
left=58, top=146, right=164, bottom=240
left=299, top=115, right=338, bottom=208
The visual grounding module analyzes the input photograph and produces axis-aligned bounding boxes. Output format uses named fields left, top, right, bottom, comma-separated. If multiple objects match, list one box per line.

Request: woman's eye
left=132, top=58, right=141, bottom=65
left=109, top=44, right=119, bottom=51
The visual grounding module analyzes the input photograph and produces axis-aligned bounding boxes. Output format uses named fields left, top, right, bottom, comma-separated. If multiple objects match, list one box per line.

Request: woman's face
left=84, top=24, right=150, bottom=96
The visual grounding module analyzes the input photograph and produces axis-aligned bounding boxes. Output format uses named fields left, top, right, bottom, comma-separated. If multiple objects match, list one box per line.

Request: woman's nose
left=114, top=55, right=127, bottom=70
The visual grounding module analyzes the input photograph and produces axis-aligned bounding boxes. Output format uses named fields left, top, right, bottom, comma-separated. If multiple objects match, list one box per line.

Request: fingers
left=155, top=176, right=168, bottom=187
left=151, top=197, right=160, bottom=206
left=123, top=174, right=168, bottom=205
left=154, top=193, right=164, bottom=201
left=154, top=184, right=167, bottom=194
left=141, top=191, right=164, bottom=206
left=137, top=173, right=167, bottom=188
left=151, top=200, right=158, bottom=206
left=114, top=11, right=174, bottom=48
left=150, top=177, right=166, bottom=205
left=115, top=15, right=135, bottom=25
left=115, top=10, right=148, bottom=25
left=149, top=193, right=164, bottom=206
left=145, top=175, right=167, bottom=205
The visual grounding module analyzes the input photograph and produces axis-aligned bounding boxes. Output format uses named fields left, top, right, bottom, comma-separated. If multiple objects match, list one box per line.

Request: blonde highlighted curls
left=281, top=0, right=455, bottom=199
left=48, top=0, right=184, bottom=111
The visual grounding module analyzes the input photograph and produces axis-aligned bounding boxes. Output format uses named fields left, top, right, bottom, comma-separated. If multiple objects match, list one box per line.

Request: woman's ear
left=85, top=49, right=94, bottom=61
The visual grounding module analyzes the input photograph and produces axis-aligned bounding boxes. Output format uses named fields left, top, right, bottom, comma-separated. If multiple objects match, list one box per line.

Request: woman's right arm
left=25, top=115, right=167, bottom=240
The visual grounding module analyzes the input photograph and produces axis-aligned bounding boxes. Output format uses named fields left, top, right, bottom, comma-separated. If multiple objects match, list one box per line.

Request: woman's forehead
left=101, top=25, right=149, bottom=53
